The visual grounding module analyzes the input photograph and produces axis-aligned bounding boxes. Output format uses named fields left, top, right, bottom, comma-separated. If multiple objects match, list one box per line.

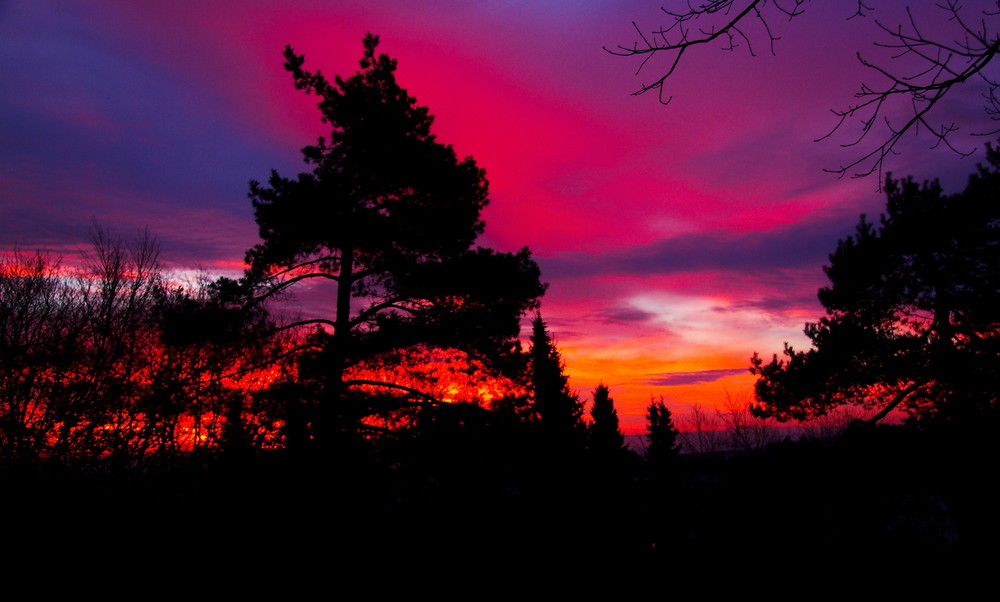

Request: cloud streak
left=543, top=209, right=861, bottom=281
left=644, top=368, right=749, bottom=387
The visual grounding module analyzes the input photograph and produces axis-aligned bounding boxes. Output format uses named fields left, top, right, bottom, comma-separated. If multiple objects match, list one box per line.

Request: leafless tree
left=0, top=230, right=287, bottom=469
left=715, top=388, right=779, bottom=452
left=0, top=251, right=85, bottom=463
left=799, top=404, right=868, bottom=440
left=679, top=402, right=723, bottom=454
left=607, top=1, right=1000, bottom=182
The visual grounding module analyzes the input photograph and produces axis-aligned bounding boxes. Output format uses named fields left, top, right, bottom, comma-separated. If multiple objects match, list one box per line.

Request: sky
left=3, top=0, right=998, bottom=433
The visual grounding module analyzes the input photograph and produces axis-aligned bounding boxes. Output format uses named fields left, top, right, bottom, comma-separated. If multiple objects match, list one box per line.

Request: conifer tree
left=528, top=313, right=585, bottom=446
left=243, top=34, right=545, bottom=442
left=751, top=145, right=1000, bottom=424
left=646, top=396, right=680, bottom=469
left=589, top=384, right=625, bottom=456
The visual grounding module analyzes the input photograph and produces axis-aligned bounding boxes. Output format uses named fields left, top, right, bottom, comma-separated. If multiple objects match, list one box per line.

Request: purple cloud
left=645, top=368, right=748, bottom=386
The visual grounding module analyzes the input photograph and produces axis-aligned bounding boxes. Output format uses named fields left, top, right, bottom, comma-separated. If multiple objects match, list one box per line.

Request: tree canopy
left=751, top=144, right=1000, bottom=423
left=245, top=34, right=546, bottom=437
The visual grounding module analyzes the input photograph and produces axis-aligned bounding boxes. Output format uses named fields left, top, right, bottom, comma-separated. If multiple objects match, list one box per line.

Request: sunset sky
left=3, top=1, right=997, bottom=433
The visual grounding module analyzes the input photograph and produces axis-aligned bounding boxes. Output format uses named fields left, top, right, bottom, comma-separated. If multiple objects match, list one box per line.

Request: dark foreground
left=4, top=420, right=997, bottom=588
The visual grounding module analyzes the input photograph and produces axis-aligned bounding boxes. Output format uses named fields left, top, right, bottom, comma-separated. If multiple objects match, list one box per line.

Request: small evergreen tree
left=646, top=396, right=680, bottom=469
left=644, top=396, right=682, bottom=552
left=589, top=384, right=625, bottom=456
left=529, top=313, right=585, bottom=448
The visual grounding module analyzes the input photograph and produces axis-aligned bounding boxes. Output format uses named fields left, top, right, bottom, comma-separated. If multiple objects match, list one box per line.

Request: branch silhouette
left=610, top=1, right=1000, bottom=183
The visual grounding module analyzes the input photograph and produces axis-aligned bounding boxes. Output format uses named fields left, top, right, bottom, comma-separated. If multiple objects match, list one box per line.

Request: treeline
left=0, top=230, right=660, bottom=477
left=5, top=235, right=993, bottom=565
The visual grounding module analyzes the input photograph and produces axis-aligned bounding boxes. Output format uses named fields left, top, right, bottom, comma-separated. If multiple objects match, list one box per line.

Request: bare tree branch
left=610, top=1, right=1000, bottom=184
left=819, top=2, right=1000, bottom=181
left=605, top=1, right=807, bottom=103
left=343, top=379, right=443, bottom=405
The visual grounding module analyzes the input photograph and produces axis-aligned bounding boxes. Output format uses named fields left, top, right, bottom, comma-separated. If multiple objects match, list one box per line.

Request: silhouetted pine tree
left=245, top=34, right=545, bottom=450
left=529, top=313, right=584, bottom=431
left=588, top=383, right=636, bottom=494
left=646, top=396, right=680, bottom=471
left=589, top=384, right=626, bottom=456
left=643, top=396, right=682, bottom=552
left=519, top=313, right=590, bottom=549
